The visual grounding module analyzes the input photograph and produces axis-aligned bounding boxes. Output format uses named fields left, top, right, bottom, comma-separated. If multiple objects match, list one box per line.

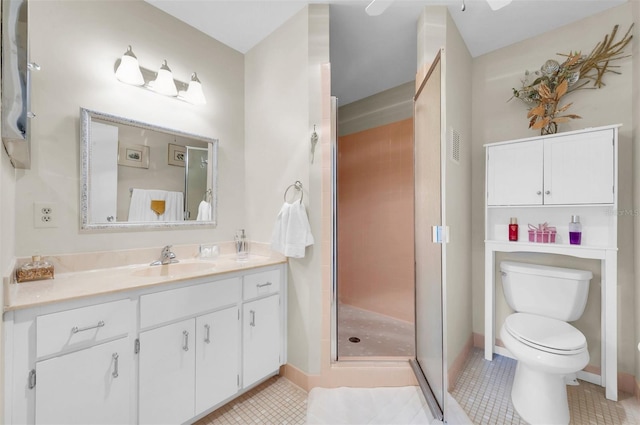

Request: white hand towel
left=271, top=201, right=314, bottom=258
left=196, top=200, right=212, bottom=221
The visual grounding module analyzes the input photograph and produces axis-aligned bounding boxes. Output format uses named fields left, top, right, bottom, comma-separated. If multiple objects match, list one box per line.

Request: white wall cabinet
left=484, top=124, right=619, bottom=401
left=4, top=263, right=286, bottom=425
left=35, top=337, right=131, bottom=425
left=487, top=129, right=614, bottom=206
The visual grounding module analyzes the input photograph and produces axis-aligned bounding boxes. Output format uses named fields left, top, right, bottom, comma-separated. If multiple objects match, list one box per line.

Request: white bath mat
left=306, top=386, right=434, bottom=424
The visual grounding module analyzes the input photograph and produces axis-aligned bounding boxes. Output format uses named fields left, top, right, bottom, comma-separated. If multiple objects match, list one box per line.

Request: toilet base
left=511, top=361, right=570, bottom=425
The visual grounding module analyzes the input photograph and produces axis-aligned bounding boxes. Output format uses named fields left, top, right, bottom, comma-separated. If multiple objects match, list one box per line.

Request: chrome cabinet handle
left=71, top=320, right=105, bottom=334
left=112, top=353, right=119, bottom=378
left=182, top=330, right=189, bottom=351
left=545, top=190, right=551, bottom=195
left=250, top=310, right=256, bottom=327
left=256, top=281, right=272, bottom=288
left=28, top=369, right=36, bottom=389
left=204, top=324, right=211, bottom=344
left=107, top=216, right=114, bottom=222
left=536, top=191, right=542, bottom=195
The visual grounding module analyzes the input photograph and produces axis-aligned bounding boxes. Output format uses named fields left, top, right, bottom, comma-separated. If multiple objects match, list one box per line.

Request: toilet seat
left=504, top=313, right=586, bottom=355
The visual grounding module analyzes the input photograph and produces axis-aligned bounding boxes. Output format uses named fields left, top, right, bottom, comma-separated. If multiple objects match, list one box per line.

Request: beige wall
left=632, top=0, right=640, bottom=392
left=20, top=0, right=245, bottom=256
left=245, top=5, right=329, bottom=375
left=471, top=4, right=635, bottom=375
left=443, top=10, right=473, bottom=376
left=0, top=135, right=16, bottom=424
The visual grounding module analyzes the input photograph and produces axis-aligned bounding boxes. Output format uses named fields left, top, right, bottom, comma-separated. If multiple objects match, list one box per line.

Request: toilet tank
left=500, top=261, right=592, bottom=321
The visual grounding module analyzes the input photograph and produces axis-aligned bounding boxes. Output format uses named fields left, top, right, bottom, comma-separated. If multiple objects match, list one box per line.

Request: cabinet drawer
left=36, top=299, right=131, bottom=358
left=140, top=277, right=240, bottom=329
left=243, top=269, right=280, bottom=301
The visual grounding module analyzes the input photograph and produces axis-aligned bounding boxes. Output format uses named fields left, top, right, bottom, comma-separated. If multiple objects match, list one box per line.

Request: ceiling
left=146, top=0, right=627, bottom=105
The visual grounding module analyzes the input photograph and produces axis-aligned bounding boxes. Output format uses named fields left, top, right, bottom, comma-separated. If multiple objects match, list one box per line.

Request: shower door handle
left=431, top=226, right=449, bottom=244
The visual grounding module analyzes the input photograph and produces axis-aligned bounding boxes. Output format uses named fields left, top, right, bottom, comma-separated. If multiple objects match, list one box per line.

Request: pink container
left=528, top=228, right=556, bottom=243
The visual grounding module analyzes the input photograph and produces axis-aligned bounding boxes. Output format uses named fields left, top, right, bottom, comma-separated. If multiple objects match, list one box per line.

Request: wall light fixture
left=114, top=45, right=206, bottom=105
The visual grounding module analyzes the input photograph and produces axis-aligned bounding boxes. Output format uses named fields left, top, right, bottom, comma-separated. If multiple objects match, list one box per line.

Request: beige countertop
left=5, top=244, right=286, bottom=311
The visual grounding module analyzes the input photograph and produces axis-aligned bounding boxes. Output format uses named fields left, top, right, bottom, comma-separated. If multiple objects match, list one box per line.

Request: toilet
left=499, top=261, right=592, bottom=425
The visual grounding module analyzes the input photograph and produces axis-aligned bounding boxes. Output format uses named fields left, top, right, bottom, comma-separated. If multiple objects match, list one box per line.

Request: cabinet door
left=139, top=319, right=195, bottom=425
left=35, top=337, right=130, bottom=425
left=543, top=130, right=614, bottom=204
left=242, top=295, right=281, bottom=387
left=487, top=140, right=544, bottom=205
left=195, top=307, right=240, bottom=415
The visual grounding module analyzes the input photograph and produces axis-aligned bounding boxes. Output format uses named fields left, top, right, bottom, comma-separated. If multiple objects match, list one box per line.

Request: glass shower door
left=410, top=52, right=444, bottom=420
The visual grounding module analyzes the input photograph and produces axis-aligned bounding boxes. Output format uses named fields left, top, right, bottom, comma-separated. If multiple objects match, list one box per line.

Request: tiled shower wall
left=337, top=118, right=415, bottom=323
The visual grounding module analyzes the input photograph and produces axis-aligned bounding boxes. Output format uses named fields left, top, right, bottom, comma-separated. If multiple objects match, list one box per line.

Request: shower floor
left=338, top=303, right=415, bottom=358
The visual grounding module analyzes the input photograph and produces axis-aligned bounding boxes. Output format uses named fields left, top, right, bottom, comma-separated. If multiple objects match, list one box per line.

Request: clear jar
left=16, top=255, right=54, bottom=283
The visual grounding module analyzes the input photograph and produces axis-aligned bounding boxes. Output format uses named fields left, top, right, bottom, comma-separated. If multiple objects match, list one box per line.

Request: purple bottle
left=569, top=215, right=582, bottom=245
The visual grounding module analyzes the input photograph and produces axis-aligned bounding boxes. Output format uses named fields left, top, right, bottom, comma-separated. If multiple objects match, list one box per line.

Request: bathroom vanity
left=483, top=124, right=620, bottom=401
left=3, top=254, right=287, bottom=424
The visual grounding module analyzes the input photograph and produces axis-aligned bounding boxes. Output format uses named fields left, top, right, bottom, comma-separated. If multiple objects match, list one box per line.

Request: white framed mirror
left=80, top=107, right=218, bottom=230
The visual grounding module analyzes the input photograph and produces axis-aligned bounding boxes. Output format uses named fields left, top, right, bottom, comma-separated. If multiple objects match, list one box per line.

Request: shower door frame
left=410, top=50, right=446, bottom=422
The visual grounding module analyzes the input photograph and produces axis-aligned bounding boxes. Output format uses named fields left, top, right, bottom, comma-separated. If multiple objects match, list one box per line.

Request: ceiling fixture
left=365, top=0, right=393, bottom=16
left=114, top=45, right=207, bottom=105
left=486, top=0, right=512, bottom=10
left=367, top=0, right=512, bottom=16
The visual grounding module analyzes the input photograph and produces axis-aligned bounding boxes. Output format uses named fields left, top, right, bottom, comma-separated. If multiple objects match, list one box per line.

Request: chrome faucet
left=151, top=245, right=178, bottom=266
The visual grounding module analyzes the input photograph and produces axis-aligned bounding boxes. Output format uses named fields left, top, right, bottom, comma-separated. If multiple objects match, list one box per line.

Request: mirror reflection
left=80, top=108, right=218, bottom=230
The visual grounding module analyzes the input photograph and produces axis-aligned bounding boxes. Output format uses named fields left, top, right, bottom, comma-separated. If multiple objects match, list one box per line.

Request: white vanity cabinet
left=484, top=124, right=620, bottom=401
left=4, top=261, right=287, bottom=425
left=4, top=298, right=136, bottom=425
left=138, top=277, right=241, bottom=424
left=35, top=337, right=131, bottom=425
left=241, top=269, right=283, bottom=388
left=487, top=128, right=615, bottom=206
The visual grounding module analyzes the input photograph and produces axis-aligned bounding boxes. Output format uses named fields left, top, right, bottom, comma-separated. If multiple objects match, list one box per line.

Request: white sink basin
left=132, top=261, right=216, bottom=278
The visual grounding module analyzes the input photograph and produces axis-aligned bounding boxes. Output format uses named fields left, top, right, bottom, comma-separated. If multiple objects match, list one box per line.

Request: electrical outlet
left=34, top=202, right=57, bottom=228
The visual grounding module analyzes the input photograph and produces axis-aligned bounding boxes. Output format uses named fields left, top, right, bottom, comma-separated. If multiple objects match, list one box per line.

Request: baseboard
left=448, top=334, right=474, bottom=392
left=280, top=364, right=311, bottom=392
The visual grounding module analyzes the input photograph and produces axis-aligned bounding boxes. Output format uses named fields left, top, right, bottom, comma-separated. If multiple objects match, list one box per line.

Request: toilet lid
left=505, top=313, right=587, bottom=355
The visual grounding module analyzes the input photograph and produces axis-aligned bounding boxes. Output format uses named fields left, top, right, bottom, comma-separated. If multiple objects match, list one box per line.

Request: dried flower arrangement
left=511, top=24, right=633, bottom=135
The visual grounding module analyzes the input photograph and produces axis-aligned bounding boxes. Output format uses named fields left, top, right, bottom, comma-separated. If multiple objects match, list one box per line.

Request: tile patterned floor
left=194, top=376, right=307, bottom=425
left=338, top=303, right=415, bottom=358
left=451, top=348, right=640, bottom=425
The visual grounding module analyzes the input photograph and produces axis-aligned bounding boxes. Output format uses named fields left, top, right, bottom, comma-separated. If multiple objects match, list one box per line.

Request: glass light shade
left=179, top=72, right=207, bottom=105
left=486, top=0, right=512, bottom=10
left=115, top=46, right=144, bottom=86
left=149, top=60, right=178, bottom=97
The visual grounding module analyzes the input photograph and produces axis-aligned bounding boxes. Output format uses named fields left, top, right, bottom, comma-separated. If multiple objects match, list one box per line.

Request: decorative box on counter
left=528, top=223, right=556, bottom=243
left=15, top=256, right=54, bottom=283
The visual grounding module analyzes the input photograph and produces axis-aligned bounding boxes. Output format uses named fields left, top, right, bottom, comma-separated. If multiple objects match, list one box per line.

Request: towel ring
left=284, top=181, right=303, bottom=204
left=203, top=188, right=212, bottom=202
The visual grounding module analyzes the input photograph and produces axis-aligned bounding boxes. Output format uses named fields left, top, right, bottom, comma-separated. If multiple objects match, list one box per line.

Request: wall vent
left=449, top=128, right=461, bottom=164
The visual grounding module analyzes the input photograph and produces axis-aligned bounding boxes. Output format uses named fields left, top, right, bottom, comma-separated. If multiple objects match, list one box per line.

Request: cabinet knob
left=545, top=190, right=551, bottom=195
left=537, top=191, right=542, bottom=195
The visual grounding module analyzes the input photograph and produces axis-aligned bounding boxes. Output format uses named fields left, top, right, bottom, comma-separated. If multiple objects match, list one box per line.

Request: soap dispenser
left=235, top=229, right=249, bottom=262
